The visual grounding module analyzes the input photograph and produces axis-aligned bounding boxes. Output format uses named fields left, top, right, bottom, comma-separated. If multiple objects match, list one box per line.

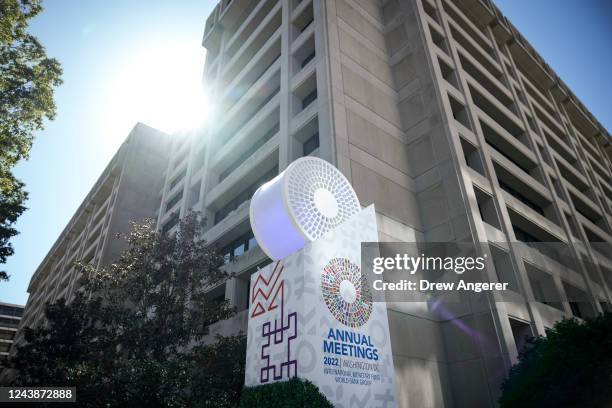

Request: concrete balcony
left=489, top=150, right=551, bottom=203
left=576, top=212, right=612, bottom=244
left=502, top=190, right=563, bottom=240
left=475, top=106, right=534, bottom=163
left=202, top=3, right=221, bottom=49
left=456, top=44, right=513, bottom=111
left=225, top=0, right=276, bottom=58
left=222, top=58, right=281, bottom=131
left=554, top=152, right=589, bottom=191
left=535, top=301, right=567, bottom=329
left=467, top=77, right=524, bottom=139
left=217, top=91, right=280, bottom=153
left=221, top=3, right=281, bottom=86
left=448, top=18, right=502, bottom=80
left=203, top=201, right=250, bottom=246
left=221, top=29, right=281, bottom=110
left=207, top=133, right=279, bottom=208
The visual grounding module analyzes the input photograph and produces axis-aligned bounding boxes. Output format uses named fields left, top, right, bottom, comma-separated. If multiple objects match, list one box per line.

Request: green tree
left=500, top=312, right=612, bottom=408
left=0, top=0, right=62, bottom=280
left=6, top=213, right=247, bottom=407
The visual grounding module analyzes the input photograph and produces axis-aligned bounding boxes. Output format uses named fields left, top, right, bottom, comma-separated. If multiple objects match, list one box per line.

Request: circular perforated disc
left=284, top=157, right=360, bottom=242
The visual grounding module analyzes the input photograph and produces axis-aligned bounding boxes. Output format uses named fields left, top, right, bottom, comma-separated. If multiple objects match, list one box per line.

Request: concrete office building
left=0, top=302, right=24, bottom=381
left=155, top=0, right=612, bottom=406
left=0, top=302, right=24, bottom=364
left=16, top=123, right=171, bottom=337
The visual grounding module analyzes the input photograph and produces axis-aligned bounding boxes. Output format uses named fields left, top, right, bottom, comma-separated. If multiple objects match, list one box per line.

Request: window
left=292, top=1, right=313, bottom=38
left=162, top=213, right=180, bottom=234
left=526, top=263, right=562, bottom=311
left=169, top=168, right=187, bottom=190
left=302, top=132, right=319, bottom=156
left=302, top=89, right=317, bottom=109
left=0, top=317, right=19, bottom=328
left=490, top=245, right=517, bottom=291
left=214, top=166, right=278, bottom=225
left=449, top=95, right=471, bottom=129
left=0, top=331, right=15, bottom=340
left=460, top=137, right=485, bottom=175
left=165, top=190, right=183, bottom=212
left=475, top=188, right=500, bottom=229
left=513, top=226, right=540, bottom=243
left=563, top=282, right=596, bottom=319
left=219, top=123, right=279, bottom=182
left=301, top=51, right=315, bottom=68
left=248, top=236, right=258, bottom=251
left=509, top=318, right=531, bottom=353
left=301, top=18, right=314, bottom=33
left=221, top=87, right=280, bottom=148
left=220, top=230, right=257, bottom=263
left=498, top=179, right=544, bottom=215
left=0, top=305, right=22, bottom=317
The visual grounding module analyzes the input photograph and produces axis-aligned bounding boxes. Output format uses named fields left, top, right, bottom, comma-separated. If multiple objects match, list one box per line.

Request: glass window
left=302, top=89, right=317, bottom=109
left=248, top=236, right=258, bottom=251
left=234, top=242, right=245, bottom=258
left=303, top=132, right=320, bottom=156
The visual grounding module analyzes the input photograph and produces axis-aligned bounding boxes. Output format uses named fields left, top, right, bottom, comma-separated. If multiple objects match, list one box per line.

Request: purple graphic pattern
left=260, top=311, right=298, bottom=383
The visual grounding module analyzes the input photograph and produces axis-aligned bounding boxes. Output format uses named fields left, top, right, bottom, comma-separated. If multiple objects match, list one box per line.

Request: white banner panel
left=245, top=206, right=397, bottom=407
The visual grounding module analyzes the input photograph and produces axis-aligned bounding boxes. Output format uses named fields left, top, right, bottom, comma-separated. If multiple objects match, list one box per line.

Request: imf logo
left=321, top=258, right=373, bottom=328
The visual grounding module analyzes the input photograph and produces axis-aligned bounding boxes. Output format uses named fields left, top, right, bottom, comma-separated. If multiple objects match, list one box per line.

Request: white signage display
left=245, top=206, right=397, bottom=407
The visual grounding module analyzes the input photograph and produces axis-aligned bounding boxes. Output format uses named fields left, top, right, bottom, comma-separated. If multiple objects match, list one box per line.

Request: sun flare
left=106, top=39, right=209, bottom=135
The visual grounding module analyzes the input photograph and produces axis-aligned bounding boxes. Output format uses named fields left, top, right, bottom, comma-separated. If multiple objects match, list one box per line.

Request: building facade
left=0, top=302, right=24, bottom=364
left=14, top=0, right=612, bottom=406
left=156, top=0, right=612, bottom=406
left=0, top=302, right=24, bottom=381
left=17, top=123, right=171, bottom=336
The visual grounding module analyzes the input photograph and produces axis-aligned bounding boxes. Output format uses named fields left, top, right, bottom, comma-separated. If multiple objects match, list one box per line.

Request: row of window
left=169, top=168, right=187, bottom=191
left=434, top=4, right=608, bottom=209
left=0, top=316, right=20, bottom=328
left=220, top=230, right=258, bottom=264
left=214, top=166, right=278, bottom=225
left=165, top=190, right=183, bottom=213
left=222, top=86, right=281, bottom=149
left=0, top=306, right=22, bottom=318
left=498, top=179, right=544, bottom=216
left=219, top=123, right=279, bottom=182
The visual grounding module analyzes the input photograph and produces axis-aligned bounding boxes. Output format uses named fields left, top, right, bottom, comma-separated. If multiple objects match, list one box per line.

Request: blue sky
left=1, top=1, right=611, bottom=306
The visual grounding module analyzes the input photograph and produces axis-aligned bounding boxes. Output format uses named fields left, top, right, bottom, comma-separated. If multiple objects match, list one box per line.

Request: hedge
left=240, top=377, right=334, bottom=407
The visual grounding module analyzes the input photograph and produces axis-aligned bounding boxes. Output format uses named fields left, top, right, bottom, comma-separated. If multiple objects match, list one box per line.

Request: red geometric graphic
left=250, top=261, right=285, bottom=318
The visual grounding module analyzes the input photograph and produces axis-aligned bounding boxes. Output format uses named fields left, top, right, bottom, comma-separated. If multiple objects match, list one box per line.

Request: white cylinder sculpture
left=249, top=157, right=361, bottom=260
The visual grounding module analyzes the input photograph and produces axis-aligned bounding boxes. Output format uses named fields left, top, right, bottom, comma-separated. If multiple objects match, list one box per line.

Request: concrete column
left=278, top=0, right=293, bottom=171
left=225, top=276, right=249, bottom=311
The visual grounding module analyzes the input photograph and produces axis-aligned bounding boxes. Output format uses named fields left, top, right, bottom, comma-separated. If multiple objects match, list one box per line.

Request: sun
left=105, top=39, right=210, bottom=135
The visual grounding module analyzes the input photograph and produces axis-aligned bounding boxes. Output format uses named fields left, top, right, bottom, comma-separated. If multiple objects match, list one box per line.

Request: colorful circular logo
left=321, top=258, right=373, bottom=328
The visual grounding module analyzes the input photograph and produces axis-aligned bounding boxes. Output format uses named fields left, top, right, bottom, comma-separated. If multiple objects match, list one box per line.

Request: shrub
left=499, top=312, right=612, bottom=408
left=240, top=377, right=333, bottom=408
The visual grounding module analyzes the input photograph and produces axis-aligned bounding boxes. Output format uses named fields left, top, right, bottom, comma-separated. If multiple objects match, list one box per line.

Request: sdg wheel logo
left=321, top=258, right=373, bottom=328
